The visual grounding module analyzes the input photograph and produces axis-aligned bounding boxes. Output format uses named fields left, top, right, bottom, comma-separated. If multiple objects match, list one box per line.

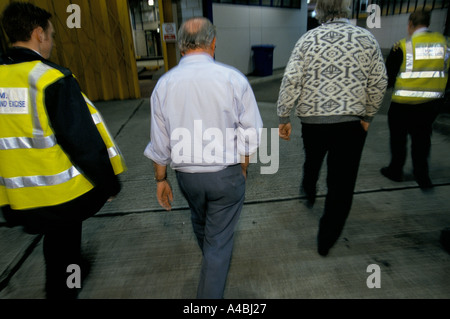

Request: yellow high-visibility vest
left=392, top=32, right=449, bottom=104
left=83, top=93, right=127, bottom=176
left=0, top=60, right=126, bottom=210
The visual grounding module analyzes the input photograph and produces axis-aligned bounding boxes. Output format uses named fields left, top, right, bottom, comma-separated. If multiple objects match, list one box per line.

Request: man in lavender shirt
left=144, top=17, right=263, bottom=299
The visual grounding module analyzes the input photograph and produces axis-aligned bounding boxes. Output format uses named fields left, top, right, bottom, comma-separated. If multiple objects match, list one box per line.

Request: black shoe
left=317, top=235, right=330, bottom=257
left=415, top=176, right=433, bottom=189
left=380, top=167, right=403, bottom=182
left=317, top=245, right=329, bottom=257
left=440, top=228, right=450, bottom=254
left=300, top=184, right=316, bottom=208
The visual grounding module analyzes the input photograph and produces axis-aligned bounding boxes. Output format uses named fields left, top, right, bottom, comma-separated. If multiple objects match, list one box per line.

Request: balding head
left=177, top=17, right=216, bottom=56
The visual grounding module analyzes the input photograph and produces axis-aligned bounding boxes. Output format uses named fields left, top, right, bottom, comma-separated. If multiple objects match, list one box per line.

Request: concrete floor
left=1, top=70, right=450, bottom=304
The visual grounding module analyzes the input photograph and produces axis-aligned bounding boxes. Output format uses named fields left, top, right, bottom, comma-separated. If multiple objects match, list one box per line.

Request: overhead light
left=148, top=0, right=154, bottom=6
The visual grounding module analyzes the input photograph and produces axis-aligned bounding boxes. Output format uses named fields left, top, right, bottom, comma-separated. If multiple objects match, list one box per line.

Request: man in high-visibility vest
left=381, top=10, right=450, bottom=189
left=0, top=2, right=126, bottom=298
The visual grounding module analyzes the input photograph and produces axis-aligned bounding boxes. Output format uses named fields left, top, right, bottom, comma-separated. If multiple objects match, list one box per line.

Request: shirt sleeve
left=143, top=87, right=172, bottom=165
left=385, top=44, right=403, bottom=88
left=277, top=39, right=304, bottom=124
left=236, top=81, right=263, bottom=157
left=363, top=41, right=388, bottom=122
left=45, top=75, right=120, bottom=196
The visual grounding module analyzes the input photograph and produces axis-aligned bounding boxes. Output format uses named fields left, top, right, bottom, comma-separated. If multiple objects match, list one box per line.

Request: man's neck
left=12, top=42, right=42, bottom=57
left=412, top=26, right=429, bottom=36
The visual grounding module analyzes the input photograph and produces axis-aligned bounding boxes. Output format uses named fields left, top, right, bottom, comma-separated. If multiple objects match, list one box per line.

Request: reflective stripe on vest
left=0, top=166, right=81, bottom=189
left=0, top=95, right=126, bottom=175
left=392, top=32, right=449, bottom=104
left=398, top=71, right=445, bottom=79
left=394, top=90, right=443, bottom=99
left=1, top=62, right=83, bottom=188
left=82, top=94, right=127, bottom=175
left=0, top=61, right=93, bottom=209
left=0, top=63, right=58, bottom=151
left=0, top=135, right=56, bottom=150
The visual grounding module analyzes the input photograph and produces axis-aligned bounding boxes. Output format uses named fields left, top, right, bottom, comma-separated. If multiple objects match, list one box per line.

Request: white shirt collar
left=413, top=27, right=429, bottom=35
left=325, top=18, right=350, bottom=24
left=31, top=49, right=43, bottom=57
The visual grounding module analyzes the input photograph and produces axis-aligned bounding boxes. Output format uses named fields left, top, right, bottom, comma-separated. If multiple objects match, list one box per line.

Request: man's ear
left=32, top=26, right=45, bottom=43
left=407, top=21, right=414, bottom=33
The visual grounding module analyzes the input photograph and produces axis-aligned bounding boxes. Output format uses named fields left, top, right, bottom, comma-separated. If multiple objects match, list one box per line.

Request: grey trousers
left=176, top=164, right=246, bottom=299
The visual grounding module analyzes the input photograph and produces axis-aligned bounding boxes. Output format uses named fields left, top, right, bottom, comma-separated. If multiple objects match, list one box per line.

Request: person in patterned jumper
left=277, top=0, right=387, bottom=256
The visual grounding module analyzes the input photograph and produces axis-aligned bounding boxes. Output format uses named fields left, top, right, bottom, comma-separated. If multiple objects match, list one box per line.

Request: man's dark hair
left=1, top=2, right=52, bottom=43
left=409, top=10, right=431, bottom=28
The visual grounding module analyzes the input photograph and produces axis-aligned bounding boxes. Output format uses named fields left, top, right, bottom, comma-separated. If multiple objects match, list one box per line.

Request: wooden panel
left=0, top=0, right=140, bottom=101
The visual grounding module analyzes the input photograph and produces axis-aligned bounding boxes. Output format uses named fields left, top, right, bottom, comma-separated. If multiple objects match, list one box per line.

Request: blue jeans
left=176, top=164, right=246, bottom=299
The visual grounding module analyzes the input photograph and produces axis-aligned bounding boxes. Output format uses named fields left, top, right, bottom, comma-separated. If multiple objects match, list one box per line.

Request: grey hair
left=315, top=0, right=352, bottom=24
left=177, top=17, right=216, bottom=53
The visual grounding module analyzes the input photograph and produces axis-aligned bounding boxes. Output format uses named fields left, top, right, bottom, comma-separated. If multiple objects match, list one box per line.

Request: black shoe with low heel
left=380, top=167, right=403, bottom=182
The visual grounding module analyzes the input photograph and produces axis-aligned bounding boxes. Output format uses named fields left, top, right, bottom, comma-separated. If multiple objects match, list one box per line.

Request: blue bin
left=251, top=45, right=275, bottom=76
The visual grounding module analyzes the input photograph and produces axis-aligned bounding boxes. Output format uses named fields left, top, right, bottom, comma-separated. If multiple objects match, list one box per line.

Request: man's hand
left=360, top=120, right=370, bottom=132
left=153, top=161, right=173, bottom=210
left=107, top=196, right=116, bottom=202
left=279, top=123, right=292, bottom=141
left=156, top=181, right=173, bottom=211
left=241, top=155, right=250, bottom=180
left=242, top=167, right=247, bottom=180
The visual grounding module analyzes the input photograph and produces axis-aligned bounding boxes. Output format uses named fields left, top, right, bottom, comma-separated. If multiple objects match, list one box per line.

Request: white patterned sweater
left=277, top=20, right=388, bottom=124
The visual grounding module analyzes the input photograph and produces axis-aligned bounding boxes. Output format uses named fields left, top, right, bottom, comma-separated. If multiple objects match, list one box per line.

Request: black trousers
left=2, top=186, right=111, bottom=299
left=43, top=222, right=82, bottom=299
left=386, top=101, right=440, bottom=180
left=301, top=121, right=367, bottom=252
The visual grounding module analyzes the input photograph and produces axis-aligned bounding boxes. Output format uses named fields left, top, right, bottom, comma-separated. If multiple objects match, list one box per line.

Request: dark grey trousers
left=176, top=164, right=245, bottom=299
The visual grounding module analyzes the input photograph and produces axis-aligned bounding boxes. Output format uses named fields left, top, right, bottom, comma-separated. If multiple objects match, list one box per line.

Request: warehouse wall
left=0, top=0, right=140, bottom=101
left=212, top=3, right=307, bottom=75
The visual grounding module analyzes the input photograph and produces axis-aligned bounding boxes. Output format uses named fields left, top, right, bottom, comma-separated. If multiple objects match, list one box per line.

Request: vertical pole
left=444, top=6, right=450, bottom=36
left=203, top=0, right=213, bottom=22
left=158, top=0, right=177, bottom=72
